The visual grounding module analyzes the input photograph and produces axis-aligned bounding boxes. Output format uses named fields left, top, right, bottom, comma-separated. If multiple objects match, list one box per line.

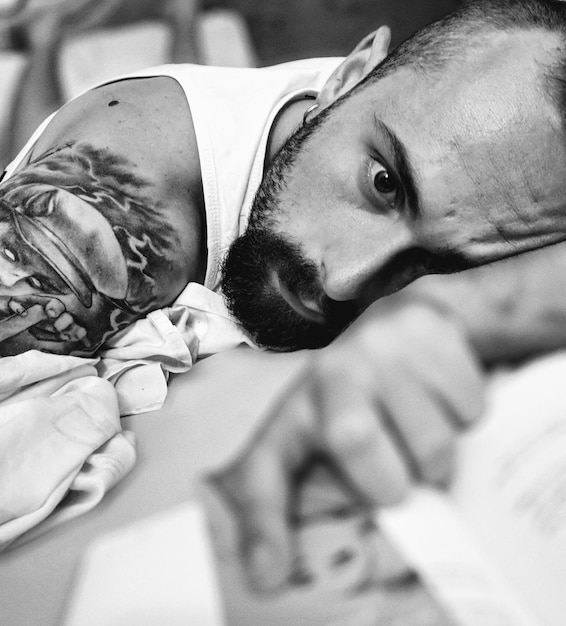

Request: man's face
left=223, top=30, right=566, bottom=350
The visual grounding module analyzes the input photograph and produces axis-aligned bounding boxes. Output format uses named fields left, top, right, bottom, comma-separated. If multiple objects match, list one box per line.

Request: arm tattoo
left=0, top=142, right=185, bottom=356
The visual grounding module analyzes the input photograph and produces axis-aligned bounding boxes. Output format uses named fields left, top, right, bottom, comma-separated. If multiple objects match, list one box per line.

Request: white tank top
left=4, top=58, right=342, bottom=292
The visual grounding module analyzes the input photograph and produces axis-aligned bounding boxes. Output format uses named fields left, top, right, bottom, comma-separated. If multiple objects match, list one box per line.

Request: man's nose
left=321, top=222, right=415, bottom=302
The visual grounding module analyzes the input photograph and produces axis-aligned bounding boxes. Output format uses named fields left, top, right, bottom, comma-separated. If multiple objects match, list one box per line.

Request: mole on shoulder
left=108, top=100, right=119, bottom=107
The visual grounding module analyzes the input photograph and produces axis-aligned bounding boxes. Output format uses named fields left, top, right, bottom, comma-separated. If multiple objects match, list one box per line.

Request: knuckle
left=324, top=411, right=374, bottom=457
left=357, top=323, right=402, bottom=360
left=317, top=345, right=376, bottom=391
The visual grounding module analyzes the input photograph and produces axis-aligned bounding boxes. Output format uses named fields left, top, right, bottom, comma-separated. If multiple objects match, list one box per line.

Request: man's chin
left=220, top=228, right=358, bottom=349
left=223, top=277, right=358, bottom=350
left=233, top=304, right=355, bottom=351
left=248, top=326, right=340, bottom=352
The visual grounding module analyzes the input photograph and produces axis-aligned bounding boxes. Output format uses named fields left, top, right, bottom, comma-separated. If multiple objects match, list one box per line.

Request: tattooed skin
left=0, top=142, right=181, bottom=356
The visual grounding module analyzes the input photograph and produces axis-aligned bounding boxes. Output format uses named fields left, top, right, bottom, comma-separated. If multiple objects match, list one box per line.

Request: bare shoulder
left=30, top=76, right=199, bottom=181
left=0, top=76, right=206, bottom=358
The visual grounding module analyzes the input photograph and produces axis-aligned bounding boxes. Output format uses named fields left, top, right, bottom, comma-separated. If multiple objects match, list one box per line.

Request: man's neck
left=266, top=96, right=317, bottom=163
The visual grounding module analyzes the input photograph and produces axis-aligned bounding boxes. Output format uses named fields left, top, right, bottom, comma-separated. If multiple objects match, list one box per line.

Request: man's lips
left=270, top=271, right=325, bottom=324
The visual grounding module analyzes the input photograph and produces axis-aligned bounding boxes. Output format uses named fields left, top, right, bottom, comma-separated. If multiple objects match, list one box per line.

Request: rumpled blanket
left=0, top=351, right=135, bottom=551
left=99, top=283, right=254, bottom=416
left=0, top=283, right=253, bottom=550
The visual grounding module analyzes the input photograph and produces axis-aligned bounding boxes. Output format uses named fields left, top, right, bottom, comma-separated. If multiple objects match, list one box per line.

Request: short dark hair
left=348, top=0, right=566, bottom=132
left=253, top=0, right=566, bottom=236
left=367, top=0, right=566, bottom=79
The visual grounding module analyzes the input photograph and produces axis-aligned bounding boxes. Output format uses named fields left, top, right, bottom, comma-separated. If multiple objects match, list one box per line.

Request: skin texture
left=212, top=21, right=566, bottom=594
left=211, top=296, right=484, bottom=592
left=222, top=28, right=566, bottom=352
left=0, top=76, right=206, bottom=356
left=6, top=27, right=566, bottom=356
left=6, top=14, right=566, bottom=597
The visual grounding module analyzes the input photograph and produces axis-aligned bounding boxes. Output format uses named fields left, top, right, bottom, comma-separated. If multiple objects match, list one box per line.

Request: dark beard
left=221, top=227, right=358, bottom=351
left=221, top=104, right=357, bottom=351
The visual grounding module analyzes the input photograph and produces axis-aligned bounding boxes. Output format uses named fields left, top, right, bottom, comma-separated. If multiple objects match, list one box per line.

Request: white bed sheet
left=0, top=346, right=447, bottom=626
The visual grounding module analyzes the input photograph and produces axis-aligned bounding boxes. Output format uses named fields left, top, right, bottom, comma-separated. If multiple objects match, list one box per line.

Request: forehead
left=339, top=30, right=566, bottom=252
left=376, top=30, right=560, bottom=146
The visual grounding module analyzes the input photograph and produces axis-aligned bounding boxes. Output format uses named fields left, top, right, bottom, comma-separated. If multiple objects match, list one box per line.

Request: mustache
left=221, top=228, right=358, bottom=350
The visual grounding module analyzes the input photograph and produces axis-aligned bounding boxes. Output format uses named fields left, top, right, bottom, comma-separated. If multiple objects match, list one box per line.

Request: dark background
left=202, top=0, right=463, bottom=64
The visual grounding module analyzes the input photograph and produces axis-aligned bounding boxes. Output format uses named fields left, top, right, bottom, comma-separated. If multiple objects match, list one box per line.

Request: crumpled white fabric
left=98, top=282, right=257, bottom=415
left=0, top=351, right=136, bottom=551
left=0, top=282, right=254, bottom=549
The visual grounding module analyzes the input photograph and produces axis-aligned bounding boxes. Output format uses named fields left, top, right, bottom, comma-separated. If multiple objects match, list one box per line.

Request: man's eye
left=370, top=160, right=400, bottom=206
left=3, top=247, right=16, bottom=262
left=27, top=276, right=43, bottom=290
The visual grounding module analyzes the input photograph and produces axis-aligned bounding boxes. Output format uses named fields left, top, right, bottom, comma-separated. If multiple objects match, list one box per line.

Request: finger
left=361, top=321, right=473, bottom=484
left=435, top=346, right=484, bottom=429
left=407, top=308, right=485, bottom=428
left=378, top=379, right=457, bottom=486
left=212, top=448, right=294, bottom=593
left=8, top=300, right=26, bottom=316
left=358, top=301, right=485, bottom=429
left=314, top=368, right=411, bottom=507
left=211, top=378, right=317, bottom=594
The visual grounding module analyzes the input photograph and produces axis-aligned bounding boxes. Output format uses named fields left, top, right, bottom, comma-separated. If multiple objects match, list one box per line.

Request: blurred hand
left=211, top=298, right=485, bottom=593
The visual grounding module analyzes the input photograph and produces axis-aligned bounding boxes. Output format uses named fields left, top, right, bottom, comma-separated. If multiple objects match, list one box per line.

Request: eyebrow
left=373, top=114, right=422, bottom=220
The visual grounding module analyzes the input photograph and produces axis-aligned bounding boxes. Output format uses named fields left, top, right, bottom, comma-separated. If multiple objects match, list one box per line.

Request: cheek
left=270, top=184, right=321, bottom=240
left=282, top=143, right=351, bottom=213
left=274, top=198, right=359, bottom=263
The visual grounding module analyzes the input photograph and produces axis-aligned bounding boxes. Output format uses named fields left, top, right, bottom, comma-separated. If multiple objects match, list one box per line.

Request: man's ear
left=317, top=26, right=391, bottom=110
